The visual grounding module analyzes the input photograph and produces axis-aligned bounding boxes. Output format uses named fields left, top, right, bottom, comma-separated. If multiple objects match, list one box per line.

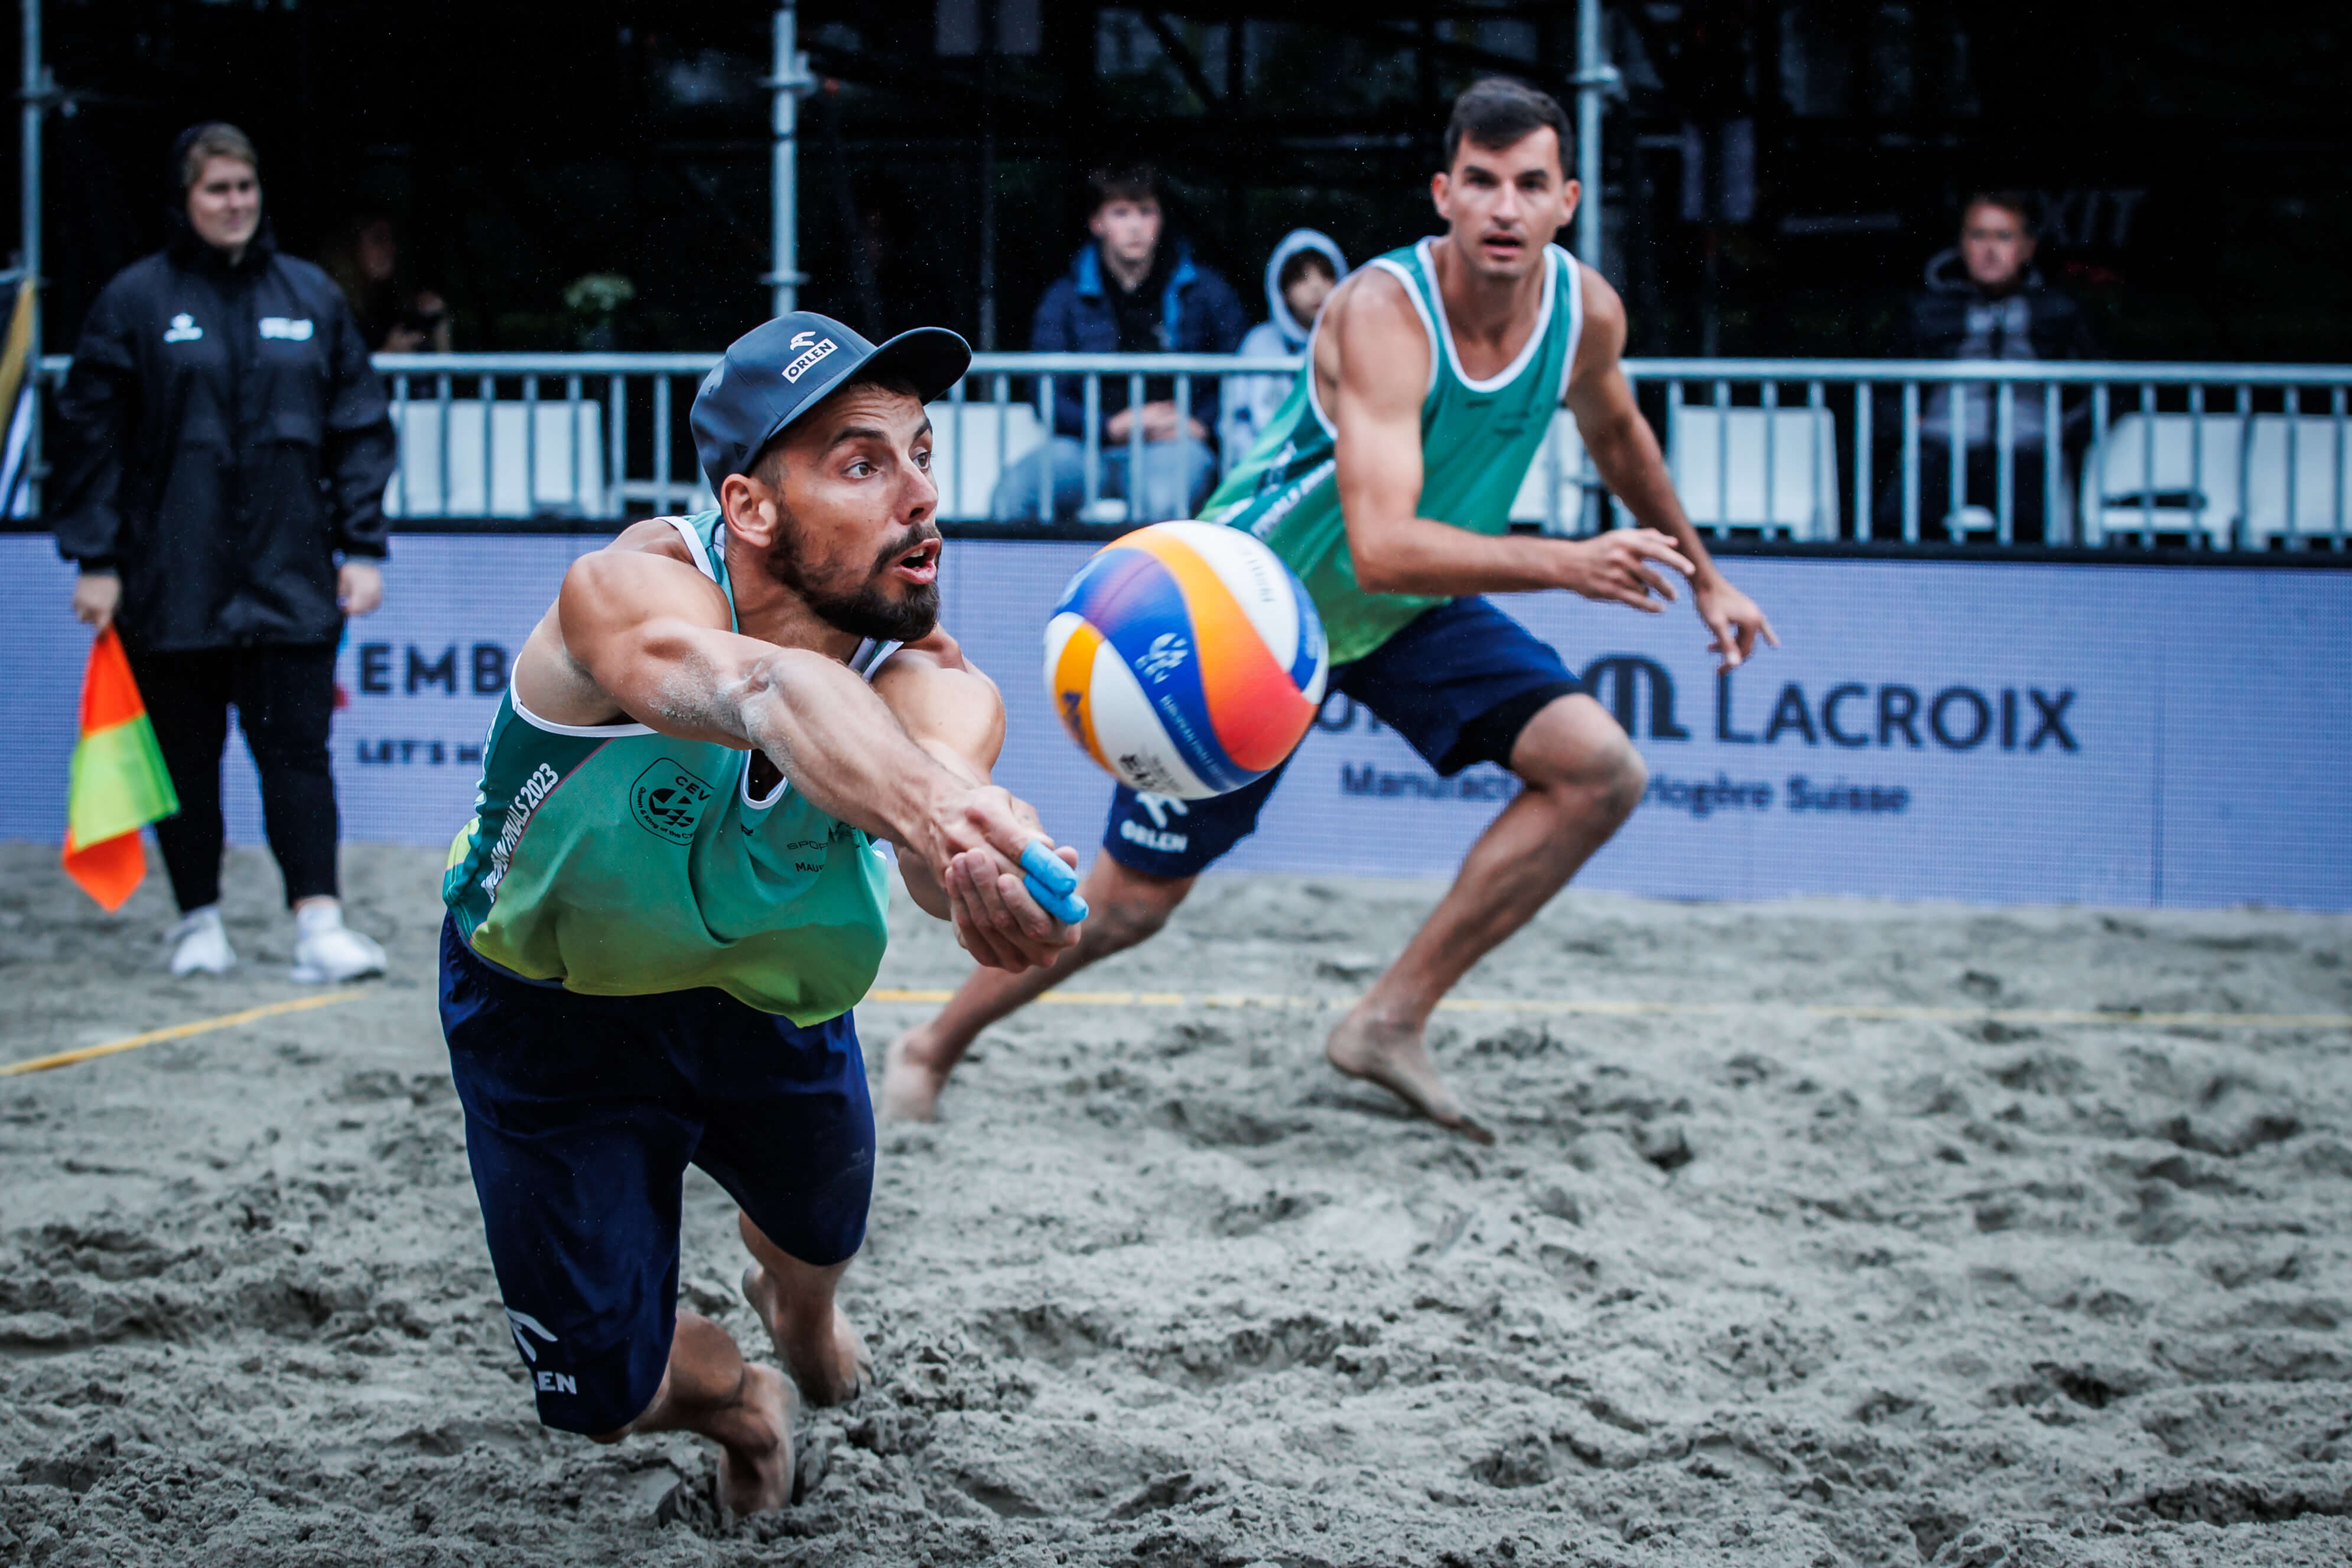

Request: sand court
left=4, top=842, right=2350, bottom=1566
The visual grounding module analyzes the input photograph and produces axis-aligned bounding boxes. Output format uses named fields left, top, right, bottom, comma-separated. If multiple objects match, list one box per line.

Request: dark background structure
left=11, top=1, right=2350, bottom=363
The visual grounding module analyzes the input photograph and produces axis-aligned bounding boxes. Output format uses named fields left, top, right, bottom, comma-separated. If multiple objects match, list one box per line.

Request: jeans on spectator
left=126, top=645, right=342, bottom=914
left=1873, top=442, right=2070, bottom=544
left=989, top=435, right=1219, bottom=523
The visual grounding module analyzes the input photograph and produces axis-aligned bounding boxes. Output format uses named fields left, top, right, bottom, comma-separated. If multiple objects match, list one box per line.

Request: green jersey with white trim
left=1199, top=238, right=1582, bottom=666
left=441, top=510, right=894, bottom=1023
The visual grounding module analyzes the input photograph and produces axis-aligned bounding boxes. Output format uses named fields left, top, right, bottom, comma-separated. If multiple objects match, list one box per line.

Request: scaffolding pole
left=1574, top=0, right=1618, bottom=275
left=20, top=0, right=44, bottom=509
left=765, top=4, right=812, bottom=318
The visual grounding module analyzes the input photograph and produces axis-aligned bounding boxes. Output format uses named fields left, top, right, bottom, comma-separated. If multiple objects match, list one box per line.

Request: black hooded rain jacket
left=51, top=203, right=395, bottom=652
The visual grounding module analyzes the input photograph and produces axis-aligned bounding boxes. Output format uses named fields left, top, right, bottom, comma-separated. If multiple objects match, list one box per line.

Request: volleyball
left=1043, top=522, right=1329, bottom=799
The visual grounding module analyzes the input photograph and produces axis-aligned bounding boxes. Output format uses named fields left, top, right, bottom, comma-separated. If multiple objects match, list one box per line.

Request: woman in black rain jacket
left=51, top=122, right=396, bottom=984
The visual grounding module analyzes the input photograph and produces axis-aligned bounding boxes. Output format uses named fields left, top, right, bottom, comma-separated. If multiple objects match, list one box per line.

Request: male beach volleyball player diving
left=438, top=314, right=1081, bottom=1514
left=884, top=79, right=1775, bottom=1141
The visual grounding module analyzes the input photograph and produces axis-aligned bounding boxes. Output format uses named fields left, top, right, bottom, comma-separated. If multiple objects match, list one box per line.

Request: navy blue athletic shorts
left=1103, top=595, right=1582, bottom=879
left=438, top=916, right=874, bottom=1436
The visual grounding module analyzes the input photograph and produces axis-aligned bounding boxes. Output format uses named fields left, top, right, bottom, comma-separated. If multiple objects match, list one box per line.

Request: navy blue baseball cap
left=691, top=312, right=971, bottom=496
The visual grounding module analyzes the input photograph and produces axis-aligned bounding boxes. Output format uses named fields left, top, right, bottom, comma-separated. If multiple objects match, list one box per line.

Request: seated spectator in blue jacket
left=1875, top=191, right=2100, bottom=542
left=991, top=165, right=1247, bottom=522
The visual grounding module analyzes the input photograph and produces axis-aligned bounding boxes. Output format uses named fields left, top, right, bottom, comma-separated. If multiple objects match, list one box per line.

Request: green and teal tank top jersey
left=1201, top=237, right=1583, bottom=666
left=441, top=511, right=894, bottom=1024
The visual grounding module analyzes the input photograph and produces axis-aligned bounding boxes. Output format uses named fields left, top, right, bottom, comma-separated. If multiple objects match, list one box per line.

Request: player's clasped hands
left=929, top=783, right=1085, bottom=972
left=1554, top=526, right=1694, bottom=614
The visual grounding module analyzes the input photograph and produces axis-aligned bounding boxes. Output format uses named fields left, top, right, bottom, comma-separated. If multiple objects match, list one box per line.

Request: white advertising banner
left=2, top=535, right=2346, bottom=910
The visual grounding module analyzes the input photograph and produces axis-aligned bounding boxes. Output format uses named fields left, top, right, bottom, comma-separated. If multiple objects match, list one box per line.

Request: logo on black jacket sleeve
left=629, top=759, right=714, bottom=844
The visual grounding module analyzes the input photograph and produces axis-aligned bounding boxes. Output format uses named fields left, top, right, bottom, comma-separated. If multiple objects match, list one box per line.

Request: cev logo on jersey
left=782, top=333, right=837, bottom=383
left=258, top=316, right=314, bottom=341
left=162, top=314, right=203, bottom=344
left=629, top=757, right=715, bottom=845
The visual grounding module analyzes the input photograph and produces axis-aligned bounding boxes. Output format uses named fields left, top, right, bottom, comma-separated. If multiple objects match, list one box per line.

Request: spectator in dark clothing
left=320, top=213, right=451, bottom=353
left=991, top=164, right=1248, bottom=522
left=53, top=123, right=397, bottom=984
left=1877, top=191, right=2101, bottom=542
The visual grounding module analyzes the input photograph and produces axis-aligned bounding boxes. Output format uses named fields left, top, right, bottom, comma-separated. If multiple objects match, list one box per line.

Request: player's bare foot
left=713, top=1364, right=795, bottom=1518
left=611, top=1323, right=796, bottom=1518
left=880, top=1029, right=949, bottom=1122
left=742, top=1265, right=871, bottom=1406
left=1326, top=1008, right=1495, bottom=1145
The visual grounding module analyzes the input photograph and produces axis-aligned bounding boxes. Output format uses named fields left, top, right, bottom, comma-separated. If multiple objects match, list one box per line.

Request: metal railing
left=25, top=353, right=2352, bottom=549
left=1628, top=359, right=2352, bottom=550
left=363, top=350, right=1305, bottom=528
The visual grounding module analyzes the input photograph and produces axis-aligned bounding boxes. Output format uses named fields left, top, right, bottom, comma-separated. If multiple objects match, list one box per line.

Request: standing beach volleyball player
left=438, top=314, right=1081, bottom=1515
left=884, top=79, right=1777, bottom=1141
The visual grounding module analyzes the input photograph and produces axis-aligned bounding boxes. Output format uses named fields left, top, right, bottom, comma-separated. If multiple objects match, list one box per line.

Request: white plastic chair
left=386, top=399, right=608, bottom=518
left=2078, top=412, right=2244, bottom=545
left=2243, top=415, right=2352, bottom=547
left=1667, top=405, right=1840, bottom=539
left=924, top=399, right=1047, bottom=521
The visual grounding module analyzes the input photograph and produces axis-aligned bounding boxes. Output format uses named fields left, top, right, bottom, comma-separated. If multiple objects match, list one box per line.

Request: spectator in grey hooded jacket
left=1219, top=229, right=1347, bottom=462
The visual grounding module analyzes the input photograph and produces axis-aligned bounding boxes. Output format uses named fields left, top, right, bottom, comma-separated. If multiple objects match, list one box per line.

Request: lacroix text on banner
left=0, top=536, right=2344, bottom=912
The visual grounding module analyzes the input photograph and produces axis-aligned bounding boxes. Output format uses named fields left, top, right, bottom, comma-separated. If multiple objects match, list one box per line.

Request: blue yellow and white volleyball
left=1044, top=522, right=1329, bottom=799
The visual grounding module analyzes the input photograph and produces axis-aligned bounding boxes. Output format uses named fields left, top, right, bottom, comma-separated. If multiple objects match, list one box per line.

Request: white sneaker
left=167, top=906, right=238, bottom=977
left=290, top=902, right=387, bottom=984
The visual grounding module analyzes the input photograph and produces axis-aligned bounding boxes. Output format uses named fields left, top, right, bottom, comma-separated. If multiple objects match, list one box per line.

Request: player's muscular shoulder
left=611, top=516, right=701, bottom=565
left=1318, top=266, right=1430, bottom=410
left=873, top=627, right=1005, bottom=778
left=876, top=627, right=997, bottom=707
left=880, top=625, right=972, bottom=675
left=1325, top=266, right=1425, bottom=360
left=517, top=519, right=727, bottom=724
left=562, top=519, right=731, bottom=630
left=584, top=517, right=717, bottom=592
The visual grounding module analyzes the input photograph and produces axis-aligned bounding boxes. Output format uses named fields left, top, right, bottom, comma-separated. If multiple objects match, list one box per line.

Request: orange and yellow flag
left=62, top=627, right=179, bottom=911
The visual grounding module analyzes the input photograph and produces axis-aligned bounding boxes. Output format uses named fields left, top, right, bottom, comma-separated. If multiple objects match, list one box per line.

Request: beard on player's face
left=763, top=505, right=941, bottom=644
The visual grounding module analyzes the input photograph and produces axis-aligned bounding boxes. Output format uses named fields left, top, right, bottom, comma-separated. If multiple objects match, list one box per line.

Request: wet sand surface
left=4, top=842, right=2350, bottom=1566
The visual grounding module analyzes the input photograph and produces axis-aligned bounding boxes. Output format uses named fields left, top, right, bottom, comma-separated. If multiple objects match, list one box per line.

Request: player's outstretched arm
left=553, top=545, right=1078, bottom=971
left=1327, top=268, right=1698, bottom=614
left=870, top=630, right=1079, bottom=937
left=1565, top=274, right=1779, bottom=671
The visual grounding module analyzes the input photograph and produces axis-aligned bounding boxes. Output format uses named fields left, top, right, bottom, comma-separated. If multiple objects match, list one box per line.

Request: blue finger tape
left=1017, top=842, right=1086, bottom=923
left=1024, top=875, right=1088, bottom=925
left=1019, top=841, right=1079, bottom=895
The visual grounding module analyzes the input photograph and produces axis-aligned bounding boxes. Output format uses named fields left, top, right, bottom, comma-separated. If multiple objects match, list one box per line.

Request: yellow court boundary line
left=862, top=988, right=2351, bottom=1031
left=2, top=990, right=372, bottom=1078
left=11, top=984, right=2330, bottom=1082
